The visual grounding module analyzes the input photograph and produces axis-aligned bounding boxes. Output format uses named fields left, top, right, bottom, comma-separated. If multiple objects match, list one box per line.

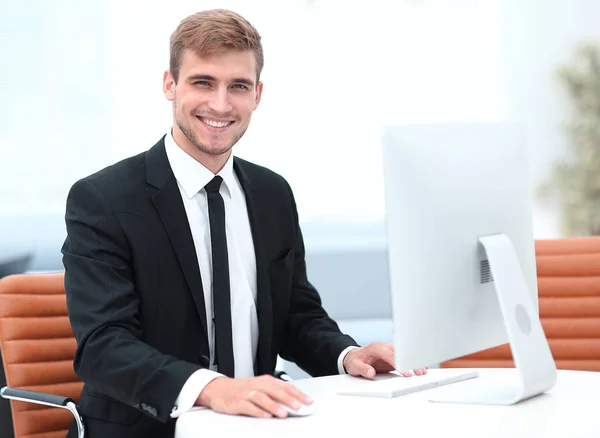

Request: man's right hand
left=196, top=375, right=313, bottom=418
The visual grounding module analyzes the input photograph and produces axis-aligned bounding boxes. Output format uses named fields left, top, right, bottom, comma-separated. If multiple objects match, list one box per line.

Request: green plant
left=538, top=42, right=600, bottom=236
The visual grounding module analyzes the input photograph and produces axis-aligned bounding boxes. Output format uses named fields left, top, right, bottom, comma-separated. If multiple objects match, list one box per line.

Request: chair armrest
left=1, top=386, right=85, bottom=438
left=1, top=387, right=72, bottom=407
left=274, top=370, right=292, bottom=381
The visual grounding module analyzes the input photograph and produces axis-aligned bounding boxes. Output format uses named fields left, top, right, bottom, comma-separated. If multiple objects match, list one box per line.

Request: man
left=62, top=9, right=426, bottom=438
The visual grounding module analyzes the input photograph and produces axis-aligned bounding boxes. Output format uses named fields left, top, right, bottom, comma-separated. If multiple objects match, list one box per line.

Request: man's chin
left=195, top=143, right=233, bottom=157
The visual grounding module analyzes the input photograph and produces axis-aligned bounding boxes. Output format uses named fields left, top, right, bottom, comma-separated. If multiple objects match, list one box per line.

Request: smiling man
left=165, top=46, right=260, bottom=173
left=62, top=9, right=426, bottom=438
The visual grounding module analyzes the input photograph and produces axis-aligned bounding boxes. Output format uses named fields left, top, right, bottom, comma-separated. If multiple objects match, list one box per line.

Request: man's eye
left=232, top=84, right=248, bottom=90
left=195, top=81, right=209, bottom=86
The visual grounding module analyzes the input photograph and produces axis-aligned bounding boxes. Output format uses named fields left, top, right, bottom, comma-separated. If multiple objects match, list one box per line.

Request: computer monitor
left=381, top=122, right=557, bottom=405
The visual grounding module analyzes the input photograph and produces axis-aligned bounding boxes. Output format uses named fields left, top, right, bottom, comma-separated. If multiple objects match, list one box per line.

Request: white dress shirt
left=164, top=132, right=356, bottom=418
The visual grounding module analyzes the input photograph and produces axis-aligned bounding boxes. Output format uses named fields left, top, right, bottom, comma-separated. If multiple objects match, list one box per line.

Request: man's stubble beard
left=176, top=113, right=246, bottom=157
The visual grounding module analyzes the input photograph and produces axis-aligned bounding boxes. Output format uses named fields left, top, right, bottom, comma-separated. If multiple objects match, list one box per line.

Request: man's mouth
left=197, top=116, right=234, bottom=129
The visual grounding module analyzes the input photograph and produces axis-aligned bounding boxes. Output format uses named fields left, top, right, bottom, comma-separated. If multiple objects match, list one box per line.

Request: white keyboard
left=336, top=369, right=479, bottom=398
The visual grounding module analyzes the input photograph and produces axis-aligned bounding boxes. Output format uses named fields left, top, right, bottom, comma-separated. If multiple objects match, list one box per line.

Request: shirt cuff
left=170, top=369, right=224, bottom=418
left=337, top=346, right=360, bottom=374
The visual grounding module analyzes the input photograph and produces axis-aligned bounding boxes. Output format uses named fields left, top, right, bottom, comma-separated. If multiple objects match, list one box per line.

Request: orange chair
left=0, top=273, right=84, bottom=438
left=441, top=237, right=600, bottom=371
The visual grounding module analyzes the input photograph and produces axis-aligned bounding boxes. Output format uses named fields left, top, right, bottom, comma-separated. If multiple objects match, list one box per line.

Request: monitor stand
left=429, top=233, right=557, bottom=405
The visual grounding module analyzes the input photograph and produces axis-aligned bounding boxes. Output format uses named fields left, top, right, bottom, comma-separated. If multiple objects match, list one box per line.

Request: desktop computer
left=338, top=122, right=557, bottom=405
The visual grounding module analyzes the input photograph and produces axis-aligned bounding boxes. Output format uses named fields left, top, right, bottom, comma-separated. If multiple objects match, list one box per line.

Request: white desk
left=175, top=368, right=599, bottom=437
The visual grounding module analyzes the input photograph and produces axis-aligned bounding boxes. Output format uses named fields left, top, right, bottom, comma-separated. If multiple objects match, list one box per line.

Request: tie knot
left=204, top=176, right=223, bottom=194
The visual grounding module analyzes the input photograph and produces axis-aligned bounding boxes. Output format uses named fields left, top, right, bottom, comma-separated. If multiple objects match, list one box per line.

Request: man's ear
left=163, top=70, right=176, bottom=101
left=254, top=81, right=263, bottom=109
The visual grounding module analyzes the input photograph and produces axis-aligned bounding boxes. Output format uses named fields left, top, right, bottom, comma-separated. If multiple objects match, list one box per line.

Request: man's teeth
left=201, top=118, right=230, bottom=128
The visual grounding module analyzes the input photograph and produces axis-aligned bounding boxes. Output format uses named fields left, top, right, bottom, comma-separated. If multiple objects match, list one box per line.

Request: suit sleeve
left=278, top=185, right=360, bottom=377
left=61, top=179, right=201, bottom=423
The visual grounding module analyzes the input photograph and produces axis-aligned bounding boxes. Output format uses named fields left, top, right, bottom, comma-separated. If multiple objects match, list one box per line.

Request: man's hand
left=343, top=342, right=428, bottom=379
left=196, top=375, right=313, bottom=419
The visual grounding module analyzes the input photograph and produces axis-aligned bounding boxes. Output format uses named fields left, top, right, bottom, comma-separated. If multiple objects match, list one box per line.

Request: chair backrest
left=0, top=346, right=12, bottom=438
left=0, top=251, right=34, bottom=435
left=441, top=237, right=600, bottom=371
left=0, top=273, right=82, bottom=438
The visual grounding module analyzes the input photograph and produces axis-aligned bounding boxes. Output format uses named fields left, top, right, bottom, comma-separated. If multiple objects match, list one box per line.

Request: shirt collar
left=164, top=130, right=236, bottom=199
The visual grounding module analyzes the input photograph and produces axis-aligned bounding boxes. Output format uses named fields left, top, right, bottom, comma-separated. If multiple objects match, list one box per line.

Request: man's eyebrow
left=187, top=74, right=217, bottom=82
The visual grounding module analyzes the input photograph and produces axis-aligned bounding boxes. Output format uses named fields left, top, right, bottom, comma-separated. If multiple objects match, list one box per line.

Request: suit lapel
left=234, top=158, right=274, bottom=376
left=146, top=139, right=209, bottom=351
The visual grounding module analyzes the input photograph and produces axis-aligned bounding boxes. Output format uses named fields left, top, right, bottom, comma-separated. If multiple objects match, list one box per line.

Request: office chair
left=0, top=253, right=33, bottom=438
left=442, top=237, right=600, bottom=371
left=0, top=273, right=84, bottom=438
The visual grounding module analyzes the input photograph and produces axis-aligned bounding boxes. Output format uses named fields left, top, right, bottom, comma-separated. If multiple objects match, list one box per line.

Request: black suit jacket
left=62, top=137, right=358, bottom=438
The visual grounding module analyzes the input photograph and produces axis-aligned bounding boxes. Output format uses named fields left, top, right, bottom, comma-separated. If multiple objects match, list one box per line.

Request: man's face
left=163, top=49, right=262, bottom=157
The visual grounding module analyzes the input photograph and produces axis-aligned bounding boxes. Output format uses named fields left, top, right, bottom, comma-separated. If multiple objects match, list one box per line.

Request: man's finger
left=237, top=400, right=272, bottom=418
left=282, top=384, right=313, bottom=405
left=382, top=342, right=395, bottom=350
left=270, top=388, right=303, bottom=411
left=375, top=346, right=396, bottom=370
left=249, top=391, right=288, bottom=418
left=351, top=361, right=376, bottom=379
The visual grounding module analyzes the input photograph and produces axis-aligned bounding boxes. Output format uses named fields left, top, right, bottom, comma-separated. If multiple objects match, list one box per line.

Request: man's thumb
left=353, top=362, right=376, bottom=379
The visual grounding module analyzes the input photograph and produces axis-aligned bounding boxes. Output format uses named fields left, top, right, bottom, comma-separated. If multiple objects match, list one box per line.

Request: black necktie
left=204, top=176, right=235, bottom=377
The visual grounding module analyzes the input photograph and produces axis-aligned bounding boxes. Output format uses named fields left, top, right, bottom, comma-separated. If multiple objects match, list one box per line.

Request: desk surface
left=175, top=368, right=599, bottom=438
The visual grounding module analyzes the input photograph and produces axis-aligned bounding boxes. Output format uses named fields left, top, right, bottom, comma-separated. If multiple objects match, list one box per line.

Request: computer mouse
left=279, top=402, right=314, bottom=417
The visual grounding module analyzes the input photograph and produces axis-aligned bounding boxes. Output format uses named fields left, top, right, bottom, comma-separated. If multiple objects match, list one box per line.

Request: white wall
left=296, top=0, right=600, bottom=237
left=290, top=0, right=508, bottom=223
left=496, top=0, right=600, bottom=238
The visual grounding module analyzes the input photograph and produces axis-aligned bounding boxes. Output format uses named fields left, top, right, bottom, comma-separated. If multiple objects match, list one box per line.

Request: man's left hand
left=342, top=342, right=428, bottom=379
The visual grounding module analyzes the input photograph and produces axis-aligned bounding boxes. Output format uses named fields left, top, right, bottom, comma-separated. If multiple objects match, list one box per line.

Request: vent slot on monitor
left=480, top=259, right=494, bottom=284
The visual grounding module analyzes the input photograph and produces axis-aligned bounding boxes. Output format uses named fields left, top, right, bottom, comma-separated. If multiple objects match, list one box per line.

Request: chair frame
left=1, top=387, right=85, bottom=437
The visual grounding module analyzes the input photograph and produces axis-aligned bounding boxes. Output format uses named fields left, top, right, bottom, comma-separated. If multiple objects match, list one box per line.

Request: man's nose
left=208, top=88, right=233, bottom=114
